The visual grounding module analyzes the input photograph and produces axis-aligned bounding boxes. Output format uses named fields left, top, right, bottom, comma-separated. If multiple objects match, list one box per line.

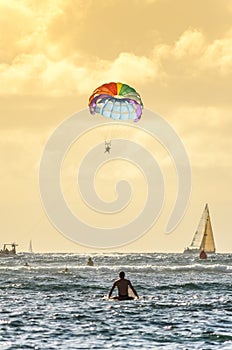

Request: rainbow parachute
left=88, top=82, right=143, bottom=122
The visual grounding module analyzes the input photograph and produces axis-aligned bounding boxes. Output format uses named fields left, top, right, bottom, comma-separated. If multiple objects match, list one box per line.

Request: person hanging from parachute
left=104, top=140, right=111, bottom=154
left=88, top=82, right=143, bottom=153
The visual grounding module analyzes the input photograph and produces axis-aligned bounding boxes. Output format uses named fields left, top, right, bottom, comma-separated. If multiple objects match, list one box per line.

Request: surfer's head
left=119, top=271, right=125, bottom=279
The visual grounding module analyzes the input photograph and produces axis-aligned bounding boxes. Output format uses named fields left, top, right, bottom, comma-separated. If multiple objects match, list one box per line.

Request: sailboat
left=28, top=240, right=34, bottom=254
left=183, top=204, right=216, bottom=254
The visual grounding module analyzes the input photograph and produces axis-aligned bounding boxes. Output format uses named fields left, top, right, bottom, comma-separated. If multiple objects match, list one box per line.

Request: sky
left=1, top=0, right=232, bottom=253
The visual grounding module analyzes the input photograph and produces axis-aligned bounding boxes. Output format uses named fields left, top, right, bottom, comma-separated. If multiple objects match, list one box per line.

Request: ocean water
left=0, top=253, right=232, bottom=349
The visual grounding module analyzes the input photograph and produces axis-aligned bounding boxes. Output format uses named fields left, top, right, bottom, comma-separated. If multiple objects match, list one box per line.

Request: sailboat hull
left=183, top=248, right=200, bottom=254
left=183, top=248, right=215, bottom=254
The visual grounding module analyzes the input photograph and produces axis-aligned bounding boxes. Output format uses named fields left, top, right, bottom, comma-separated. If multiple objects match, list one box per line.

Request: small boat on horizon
left=0, top=243, right=18, bottom=256
left=28, top=240, right=34, bottom=254
left=183, top=204, right=216, bottom=254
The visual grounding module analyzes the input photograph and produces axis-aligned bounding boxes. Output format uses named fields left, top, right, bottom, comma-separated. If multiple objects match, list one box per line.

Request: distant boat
left=183, top=204, right=216, bottom=254
left=28, top=240, right=34, bottom=254
left=0, top=243, right=18, bottom=256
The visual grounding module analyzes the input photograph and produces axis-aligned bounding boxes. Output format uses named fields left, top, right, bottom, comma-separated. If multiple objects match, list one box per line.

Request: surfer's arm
left=108, top=282, right=116, bottom=298
left=128, top=280, right=139, bottom=298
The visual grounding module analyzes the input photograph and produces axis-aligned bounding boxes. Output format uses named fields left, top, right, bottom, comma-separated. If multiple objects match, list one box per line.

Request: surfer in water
left=108, top=271, right=139, bottom=300
left=87, top=257, right=94, bottom=266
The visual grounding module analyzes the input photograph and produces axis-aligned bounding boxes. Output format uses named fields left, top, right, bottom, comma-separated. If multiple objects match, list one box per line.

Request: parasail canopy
left=88, top=82, right=143, bottom=122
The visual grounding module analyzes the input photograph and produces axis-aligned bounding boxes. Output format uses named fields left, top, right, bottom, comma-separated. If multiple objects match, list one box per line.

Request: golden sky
left=1, top=0, right=232, bottom=253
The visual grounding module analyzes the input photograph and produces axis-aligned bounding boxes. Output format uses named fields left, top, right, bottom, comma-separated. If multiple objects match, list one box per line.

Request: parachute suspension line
left=88, top=82, right=143, bottom=152
left=125, top=100, right=130, bottom=116
left=102, top=98, right=114, bottom=118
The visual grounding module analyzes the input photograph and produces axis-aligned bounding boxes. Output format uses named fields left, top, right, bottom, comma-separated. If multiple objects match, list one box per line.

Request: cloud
left=200, top=28, right=232, bottom=73
left=92, top=53, right=157, bottom=89
left=0, top=1, right=34, bottom=62
left=0, top=0, right=159, bottom=96
left=1, top=1, right=232, bottom=99
left=0, top=51, right=156, bottom=96
left=173, top=29, right=205, bottom=58
left=154, top=27, right=232, bottom=75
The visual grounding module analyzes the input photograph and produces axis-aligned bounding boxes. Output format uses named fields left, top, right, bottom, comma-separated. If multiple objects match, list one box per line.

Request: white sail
left=200, top=205, right=215, bottom=252
left=184, top=204, right=216, bottom=253
left=28, top=240, right=34, bottom=254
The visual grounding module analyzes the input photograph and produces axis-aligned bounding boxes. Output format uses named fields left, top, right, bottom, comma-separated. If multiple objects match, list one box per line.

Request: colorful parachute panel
left=88, top=82, right=143, bottom=122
